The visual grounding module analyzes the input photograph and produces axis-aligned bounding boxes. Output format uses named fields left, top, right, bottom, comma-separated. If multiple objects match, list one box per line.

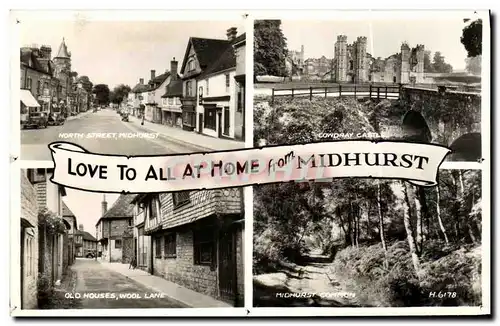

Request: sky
left=63, top=189, right=120, bottom=235
left=281, top=19, right=470, bottom=71
left=19, top=20, right=245, bottom=89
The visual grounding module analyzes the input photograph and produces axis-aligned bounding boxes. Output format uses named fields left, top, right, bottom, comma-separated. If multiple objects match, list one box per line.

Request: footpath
left=127, top=115, right=245, bottom=152
left=99, top=261, right=232, bottom=308
left=66, top=110, right=94, bottom=121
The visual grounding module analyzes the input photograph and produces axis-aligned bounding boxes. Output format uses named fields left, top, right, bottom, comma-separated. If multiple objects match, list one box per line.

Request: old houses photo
left=19, top=168, right=245, bottom=309
left=254, top=18, right=483, bottom=161
left=19, top=19, right=246, bottom=160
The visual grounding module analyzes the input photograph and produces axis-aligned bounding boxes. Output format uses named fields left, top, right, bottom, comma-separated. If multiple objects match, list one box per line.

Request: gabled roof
left=55, top=38, right=71, bottom=59
left=101, top=194, right=135, bottom=220
left=62, top=201, right=76, bottom=217
left=180, top=37, right=231, bottom=74
left=20, top=48, right=50, bottom=75
left=198, top=44, right=236, bottom=79
left=148, top=71, right=171, bottom=91
left=78, top=230, right=97, bottom=242
left=161, top=79, right=183, bottom=98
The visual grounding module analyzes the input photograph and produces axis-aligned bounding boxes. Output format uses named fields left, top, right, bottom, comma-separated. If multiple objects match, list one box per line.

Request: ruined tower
left=355, top=36, right=368, bottom=83
left=414, top=44, right=425, bottom=83
left=400, top=42, right=410, bottom=84
left=335, top=35, right=348, bottom=82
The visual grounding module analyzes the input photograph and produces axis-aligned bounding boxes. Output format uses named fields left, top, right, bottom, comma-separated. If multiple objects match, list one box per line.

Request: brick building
left=131, top=188, right=245, bottom=306
left=95, top=195, right=135, bottom=263
left=20, top=172, right=39, bottom=309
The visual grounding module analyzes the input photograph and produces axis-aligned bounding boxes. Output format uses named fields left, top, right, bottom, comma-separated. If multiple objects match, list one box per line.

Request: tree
left=423, top=51, right=434, bottom=73
left=77, top=76, right=93, bottom=94
left=432, top=52, right=453, bottom=73
left=110, top=84, right=131, bottom=105
left=254, top=20, right=288, bottom=77
left=465, top=56, right=482, bottom=75
left=92, top=84, right=110, bottom=105
left=461, top=19, right=482, bottom=57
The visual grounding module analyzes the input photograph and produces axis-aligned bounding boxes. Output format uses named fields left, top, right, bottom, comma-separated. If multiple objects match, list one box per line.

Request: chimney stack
left=226, top=27, right=238, bottom=42
left=171, top=57, right=178, bottom=81
left=40, top=45, right=52, bottom=60
left=79, top=224, right=84, bottom=231
left=139, top=78, right=144, bottom=85
left=102, top=194, right=108, bottom=216
left=151, top=70, right=156, bottom=80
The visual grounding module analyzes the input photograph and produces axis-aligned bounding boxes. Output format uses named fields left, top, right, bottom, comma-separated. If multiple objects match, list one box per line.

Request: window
left=173, top=191, right=190, bottom=208
left=148, top=198, right=158, bottom=220
left=206, top=79, right=209, bottom=95
left=225, top=74, right=230, bottom=91
left=186, top=81, right=194, bottom=97
left=175, top=98, right=181, bottom=105
left=168, top=98, right=173, bottom=105
left=204, top=106, right=217, bottom=130
left=128, top=218, right=132, bottom=226
left=155, top=237, right=162, bottom=258
left=187, top=59, right=195, bottom=72
left=237, top=89, right=244, bottom=113
left=115, top=239, right=122, bottom=248
left=164, top=233, right=176, bottom=258
left=193, top=229, right=215, bottom=266
left=37, top=81, right=41, bottom=96
left=183, top=112, right=195, bottom=127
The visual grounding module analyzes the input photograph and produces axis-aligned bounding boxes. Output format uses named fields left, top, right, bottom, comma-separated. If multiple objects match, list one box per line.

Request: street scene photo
left=19, top=168, right=245, bottom=309
left=19, top=19, right=246, bottom=160
left=253, top=170, right=483, bottom=307
left=254, top=16, right=484, bottom=161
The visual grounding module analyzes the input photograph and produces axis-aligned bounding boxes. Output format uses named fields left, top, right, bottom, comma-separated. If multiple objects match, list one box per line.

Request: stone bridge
left=399, top=86, right=481, bottom=161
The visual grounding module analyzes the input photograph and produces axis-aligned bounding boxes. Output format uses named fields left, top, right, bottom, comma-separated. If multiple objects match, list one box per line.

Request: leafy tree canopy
left=461, top=19, right=482, bottom=57
left=254, top=20, right=289, bottom=77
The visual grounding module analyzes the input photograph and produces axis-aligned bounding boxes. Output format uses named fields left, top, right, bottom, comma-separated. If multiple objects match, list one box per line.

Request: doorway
left=198, top=113, right=203, bottom=134
left=218, top=228, right=236, bottom=305
left=223, top=107, right=230, bottom=136
left=217, top=112, right=222, bottom=138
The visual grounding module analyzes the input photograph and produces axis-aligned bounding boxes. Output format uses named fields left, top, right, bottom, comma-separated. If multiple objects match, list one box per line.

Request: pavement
left=70, top=258, right=185, bottom=309
left=20, top=108, right=245, bottom=161
left=98, top=260, right=232, bottom=308
left=128, top=114, right=245, bottom=151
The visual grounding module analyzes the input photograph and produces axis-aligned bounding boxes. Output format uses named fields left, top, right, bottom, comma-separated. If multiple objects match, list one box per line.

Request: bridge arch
left=448, top=132, right=482, bottom=162
left=401, top=110, right=432, bottom=143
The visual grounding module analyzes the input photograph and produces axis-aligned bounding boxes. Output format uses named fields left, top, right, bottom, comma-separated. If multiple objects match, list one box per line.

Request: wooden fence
left=270, top=84, right=401, bottom=105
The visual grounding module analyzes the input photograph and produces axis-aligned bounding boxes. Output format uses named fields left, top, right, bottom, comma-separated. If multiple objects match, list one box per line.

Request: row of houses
left=20, top=39, right=94, bottom=120
left=95, top=188, right=245, bottom=307
left=20, top=168, right=97, bottom=309
left=125, top=27, right=246, bottom=141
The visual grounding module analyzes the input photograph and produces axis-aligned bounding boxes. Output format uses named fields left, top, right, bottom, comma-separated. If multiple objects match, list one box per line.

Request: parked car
left=86, top=252, right=95, bottom=258
left=21, top=111, right=48, bottom=129
left=47, top=112, right=65, bottom=126
left=121, top=112, right=130, bottom=122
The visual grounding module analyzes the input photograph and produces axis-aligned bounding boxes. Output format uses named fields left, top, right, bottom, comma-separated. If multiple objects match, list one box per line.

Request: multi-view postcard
left=10, top=9, right=490, bottom=318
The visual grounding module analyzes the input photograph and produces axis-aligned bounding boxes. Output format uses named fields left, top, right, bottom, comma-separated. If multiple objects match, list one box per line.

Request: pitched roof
left=55, top=38, right=71, bottom=58
left=62, top=201, right=76, bottom=217
left=101, top=194, right=135, bottom=219
left=20, top=48, right=50, bottom=75
left=131, top=82, right=150, bottom=93
left=78, top=230, right=97, bottom=242
left=181, top=37, right=230, bottom=74
left=161, top=79, right=183, bottom=98
left=148, top=71, right=171, bottom=90
left=232, top=33, right=246, bottom=48
left=198, top=45, right=236, bottom=78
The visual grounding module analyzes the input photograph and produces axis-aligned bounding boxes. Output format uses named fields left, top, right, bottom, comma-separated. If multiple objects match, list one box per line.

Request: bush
left=37, top=273, right=54, bottom=309
left=330, top=241, right=481, bottom=307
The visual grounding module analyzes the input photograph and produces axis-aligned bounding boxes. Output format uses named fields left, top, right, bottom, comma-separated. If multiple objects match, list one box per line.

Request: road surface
left=20, top=108, right=201, bottom=160
left=72, top=258, right=184, bottom=309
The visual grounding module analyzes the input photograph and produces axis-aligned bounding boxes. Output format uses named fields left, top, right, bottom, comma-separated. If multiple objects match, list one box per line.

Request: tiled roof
left=198, top=45, right=236, bottom=78
left=78, top=230, right=97, bottom=242
left=131, top=83, right=150, bottom=93
left=181, top=37, right=230, bottom=73
left=101, top=194, right=135, bottom=219
left=20, top=48, right=50, bottom=75
left=232, top=33, right=246, bottom=47
left=62, top=201, right=76, bottom=217
left=161, top=79, right=183, bottom=98
left=148, top=71, right=171, bottom=90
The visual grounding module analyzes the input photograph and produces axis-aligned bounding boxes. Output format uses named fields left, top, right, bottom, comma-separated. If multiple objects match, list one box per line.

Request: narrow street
left=20, top=108, right=203, bottom=160
left=70, top=258, right=184, bottom=309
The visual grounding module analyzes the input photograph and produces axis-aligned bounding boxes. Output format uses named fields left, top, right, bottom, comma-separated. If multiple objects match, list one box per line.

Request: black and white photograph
left=19, top=168, right=245, bottom=310
left=253, top=169, right=482, bottom=307
left=18, top=17, right=246, bottom=160
left=254, top=16, right=484, bottom=161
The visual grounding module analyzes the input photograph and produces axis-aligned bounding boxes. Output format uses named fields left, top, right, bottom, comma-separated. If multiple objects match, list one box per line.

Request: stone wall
left=399, top=86, right=481, bottom=146
left=20, top=173, right=39, bottom=309
left=235, top=226, right=244, bottom=305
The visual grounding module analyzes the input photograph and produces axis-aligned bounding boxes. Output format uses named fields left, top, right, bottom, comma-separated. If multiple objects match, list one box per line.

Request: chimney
left=79, top=224, right=84, bottom=231
left=170, top=57, right=178, bottom=81
left=139, top=78, right=144, bottom=85
left=102, top=194, right=108, bottom=216
left=226, top=27, right=237, bottom=42
left=151, top=70, right=156, bottom=80
left=40, top=45, right=52, bottom=60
